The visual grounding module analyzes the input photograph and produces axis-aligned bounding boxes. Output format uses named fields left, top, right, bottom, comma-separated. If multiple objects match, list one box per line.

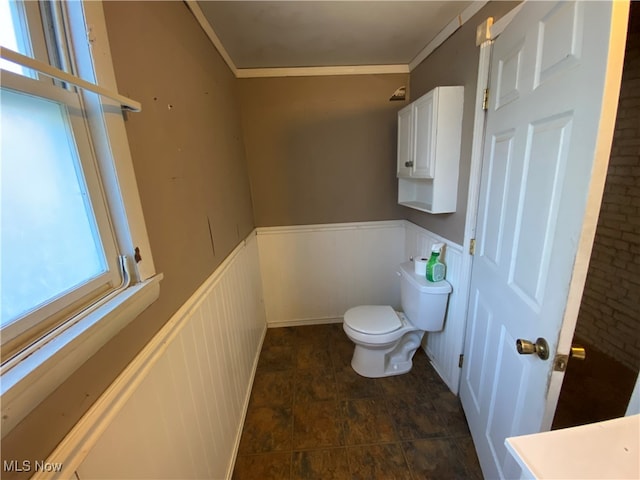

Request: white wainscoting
left=40, top=221, right=471, bottom=480
left=38, top=232, right=266, bottom=480
left=404, top=221, right=467, bottom=395
left=257, top=220, right=468, bottom=394
left=256, top=221, right=406, bottom=326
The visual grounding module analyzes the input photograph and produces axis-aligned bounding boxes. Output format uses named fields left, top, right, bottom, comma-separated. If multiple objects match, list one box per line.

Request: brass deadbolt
left=570, top=346, right=586, bottom=360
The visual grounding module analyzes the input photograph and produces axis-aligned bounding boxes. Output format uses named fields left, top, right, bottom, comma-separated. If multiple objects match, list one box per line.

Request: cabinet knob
left=404, top=161, right=414, bottom=168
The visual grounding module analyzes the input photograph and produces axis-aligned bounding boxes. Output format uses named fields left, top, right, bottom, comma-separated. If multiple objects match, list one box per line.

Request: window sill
left=0, top=274, right=162, bottom=437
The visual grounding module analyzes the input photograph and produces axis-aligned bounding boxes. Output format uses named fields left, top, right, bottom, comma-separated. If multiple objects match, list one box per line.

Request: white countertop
left=506, top=415, right=640, bottom=479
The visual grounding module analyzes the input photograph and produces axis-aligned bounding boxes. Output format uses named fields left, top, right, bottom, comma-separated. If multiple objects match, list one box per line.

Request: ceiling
left=195, top=1, right=480, bottom=71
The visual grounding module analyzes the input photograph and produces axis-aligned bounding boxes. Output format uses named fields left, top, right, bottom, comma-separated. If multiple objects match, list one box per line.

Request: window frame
left=0, top=0, right=161, bottom=436
left=1, top=69, right=124, bottom=361
left=0, top=0, right=46, bottom=77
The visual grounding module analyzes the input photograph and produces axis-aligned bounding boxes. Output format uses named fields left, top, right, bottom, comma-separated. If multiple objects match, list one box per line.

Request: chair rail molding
left=36, top=232, right=266, bottom=480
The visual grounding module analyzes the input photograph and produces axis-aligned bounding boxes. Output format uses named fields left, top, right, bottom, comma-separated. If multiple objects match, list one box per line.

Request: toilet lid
left=344, top=306, right=402, bottom=334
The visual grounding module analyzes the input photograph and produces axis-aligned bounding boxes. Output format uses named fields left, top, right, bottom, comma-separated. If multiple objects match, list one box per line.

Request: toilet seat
left=344, top=305, right=402, bottom=334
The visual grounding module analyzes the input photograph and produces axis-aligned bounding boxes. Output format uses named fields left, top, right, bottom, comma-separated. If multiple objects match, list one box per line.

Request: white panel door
left=460, top=2, right=627, bottom=479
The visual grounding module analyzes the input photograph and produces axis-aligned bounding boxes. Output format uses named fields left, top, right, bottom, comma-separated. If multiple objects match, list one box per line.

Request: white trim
left=627, top=376, right=640, bottom=416
left=268, top=317, right=343, bottom=328
left=0, top=77, right=124, bottom=353
left=0, top=0, right=161, bottom=440
left=235, top=64, right=409, bottom=78
left=0, top=46, right=141, bottom=111
left=185, top=0, right=486, bottom=78
left=70, top=0, right=157, bottom=283
left=543, top=0, right=630, bottom=430
left=33, top=233, right=262, bottom=480
left=459, top=0, right=490, bottom=26
left=476, top=17, right=494, bottom=47
left=453, top=37, right=492, bottom=399
left=184, top=0, right=238, bottom=77
left=463, top=40, right=492, bottom=259
left=0, top=274, right=162, bottom=438
left=409, top=1, right=489, bottom=71
left=256, top=220, right=406, bottom=236
left=1, top=257, right=131, bottom=375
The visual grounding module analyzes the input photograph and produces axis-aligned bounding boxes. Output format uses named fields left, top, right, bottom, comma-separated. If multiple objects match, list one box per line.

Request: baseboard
left=226, top=322, right=267, bottom=479
left=267, top=317, right=343, bottom=328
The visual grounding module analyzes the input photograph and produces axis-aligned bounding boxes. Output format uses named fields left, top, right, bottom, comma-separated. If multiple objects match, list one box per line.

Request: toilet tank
left=399, top=261, right=452, bottom=331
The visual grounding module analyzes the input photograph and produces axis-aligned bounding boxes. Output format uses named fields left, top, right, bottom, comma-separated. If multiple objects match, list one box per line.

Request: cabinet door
left=413, top=91, right=436, bottom=178
left=397, top=104, right=413, bottom=178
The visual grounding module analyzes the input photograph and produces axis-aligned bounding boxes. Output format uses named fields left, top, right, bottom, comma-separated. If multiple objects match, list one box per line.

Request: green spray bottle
left=426, top=243, right=445, bottom=282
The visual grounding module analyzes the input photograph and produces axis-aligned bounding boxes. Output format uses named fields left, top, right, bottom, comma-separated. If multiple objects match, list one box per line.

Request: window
left=1, top=0, right=160, bottom=433
left=0, top=0, right=37, bottom=76
left=1, top=0, right=123, bottom=361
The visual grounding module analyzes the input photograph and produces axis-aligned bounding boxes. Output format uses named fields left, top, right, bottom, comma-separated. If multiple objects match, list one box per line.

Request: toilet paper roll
left=414, top=258, right=428, bottom=276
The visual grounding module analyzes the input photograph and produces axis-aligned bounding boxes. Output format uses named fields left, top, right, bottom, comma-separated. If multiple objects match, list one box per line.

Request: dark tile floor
left=233, top=323, right=483, bottom=480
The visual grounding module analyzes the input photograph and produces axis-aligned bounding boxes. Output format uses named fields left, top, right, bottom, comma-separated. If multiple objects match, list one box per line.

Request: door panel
left=480, top=130, right=514, bottom=267
left=465, top=292, right=492, bottom=413
left=535, top=2, right=583, bottom=87
left=460, top=2, right=627, bottom=478
left=486, top=327, right=530, bottom=462
left=495, top=41, right=524, bottom=110
left=512, top=114, right=573, bottom=306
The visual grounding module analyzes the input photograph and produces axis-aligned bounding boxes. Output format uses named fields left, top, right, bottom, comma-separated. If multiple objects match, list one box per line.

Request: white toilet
left=343, top=261, right=452, bottom=378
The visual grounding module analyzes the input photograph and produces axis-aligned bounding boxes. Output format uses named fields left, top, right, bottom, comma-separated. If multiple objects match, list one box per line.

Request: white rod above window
left=0, top=46, right=141, bottom=112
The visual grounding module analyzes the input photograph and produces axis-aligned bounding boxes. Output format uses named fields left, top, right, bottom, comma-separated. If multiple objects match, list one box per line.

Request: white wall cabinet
left=397, top=86, right=463, bottom=214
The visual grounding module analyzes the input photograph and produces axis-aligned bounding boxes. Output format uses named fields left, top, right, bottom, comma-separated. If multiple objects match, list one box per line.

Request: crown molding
left=409, top=1, right=489, bottom=71
left=187, top=0, right=488, bottom=79
left=235, top=64, right=410, bottom=78
left=185, top=0, right=238, bottom=77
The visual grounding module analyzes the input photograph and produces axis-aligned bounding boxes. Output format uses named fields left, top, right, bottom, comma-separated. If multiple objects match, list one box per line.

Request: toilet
left=343, top=261, right=452, bottom=378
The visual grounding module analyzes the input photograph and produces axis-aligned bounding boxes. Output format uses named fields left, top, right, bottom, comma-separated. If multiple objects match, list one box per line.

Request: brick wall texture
left=575, top=4, right=640, bottom=373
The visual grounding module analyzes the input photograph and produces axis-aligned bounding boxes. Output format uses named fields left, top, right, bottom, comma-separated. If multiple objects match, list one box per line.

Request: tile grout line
left=235, top=324, right=483, bottom=478
left=383, top=394, right=417, bottom=480
left=332, top=332, right=355, bottom=478
left=289, top=332, right=299, bottom=480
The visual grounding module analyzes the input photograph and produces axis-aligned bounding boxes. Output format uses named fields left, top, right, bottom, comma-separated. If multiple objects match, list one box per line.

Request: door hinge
left=469, top=238, right=476, bottom=256
left=482, top=88, right=489, bottom=111
left=459, top=354, right=464, bottom=368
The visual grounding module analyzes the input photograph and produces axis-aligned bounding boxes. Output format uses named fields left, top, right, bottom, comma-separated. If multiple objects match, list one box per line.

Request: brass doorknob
left=516, top=337, right=550, bottom=360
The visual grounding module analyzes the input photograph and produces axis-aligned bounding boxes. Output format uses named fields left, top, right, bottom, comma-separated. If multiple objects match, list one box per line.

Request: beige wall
left=239, top=75, right=407, bottom=226
left=2, top=1, right=528, bottom=471
left=407, top=1, right=521, bottom=245
left=239, top=1, right=520, bottom=238
left=1, top=2, right=254, bottom=475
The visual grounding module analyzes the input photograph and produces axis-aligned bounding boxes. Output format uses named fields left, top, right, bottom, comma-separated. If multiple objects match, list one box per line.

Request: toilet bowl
left=343, top=261, right=451, bottom=378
